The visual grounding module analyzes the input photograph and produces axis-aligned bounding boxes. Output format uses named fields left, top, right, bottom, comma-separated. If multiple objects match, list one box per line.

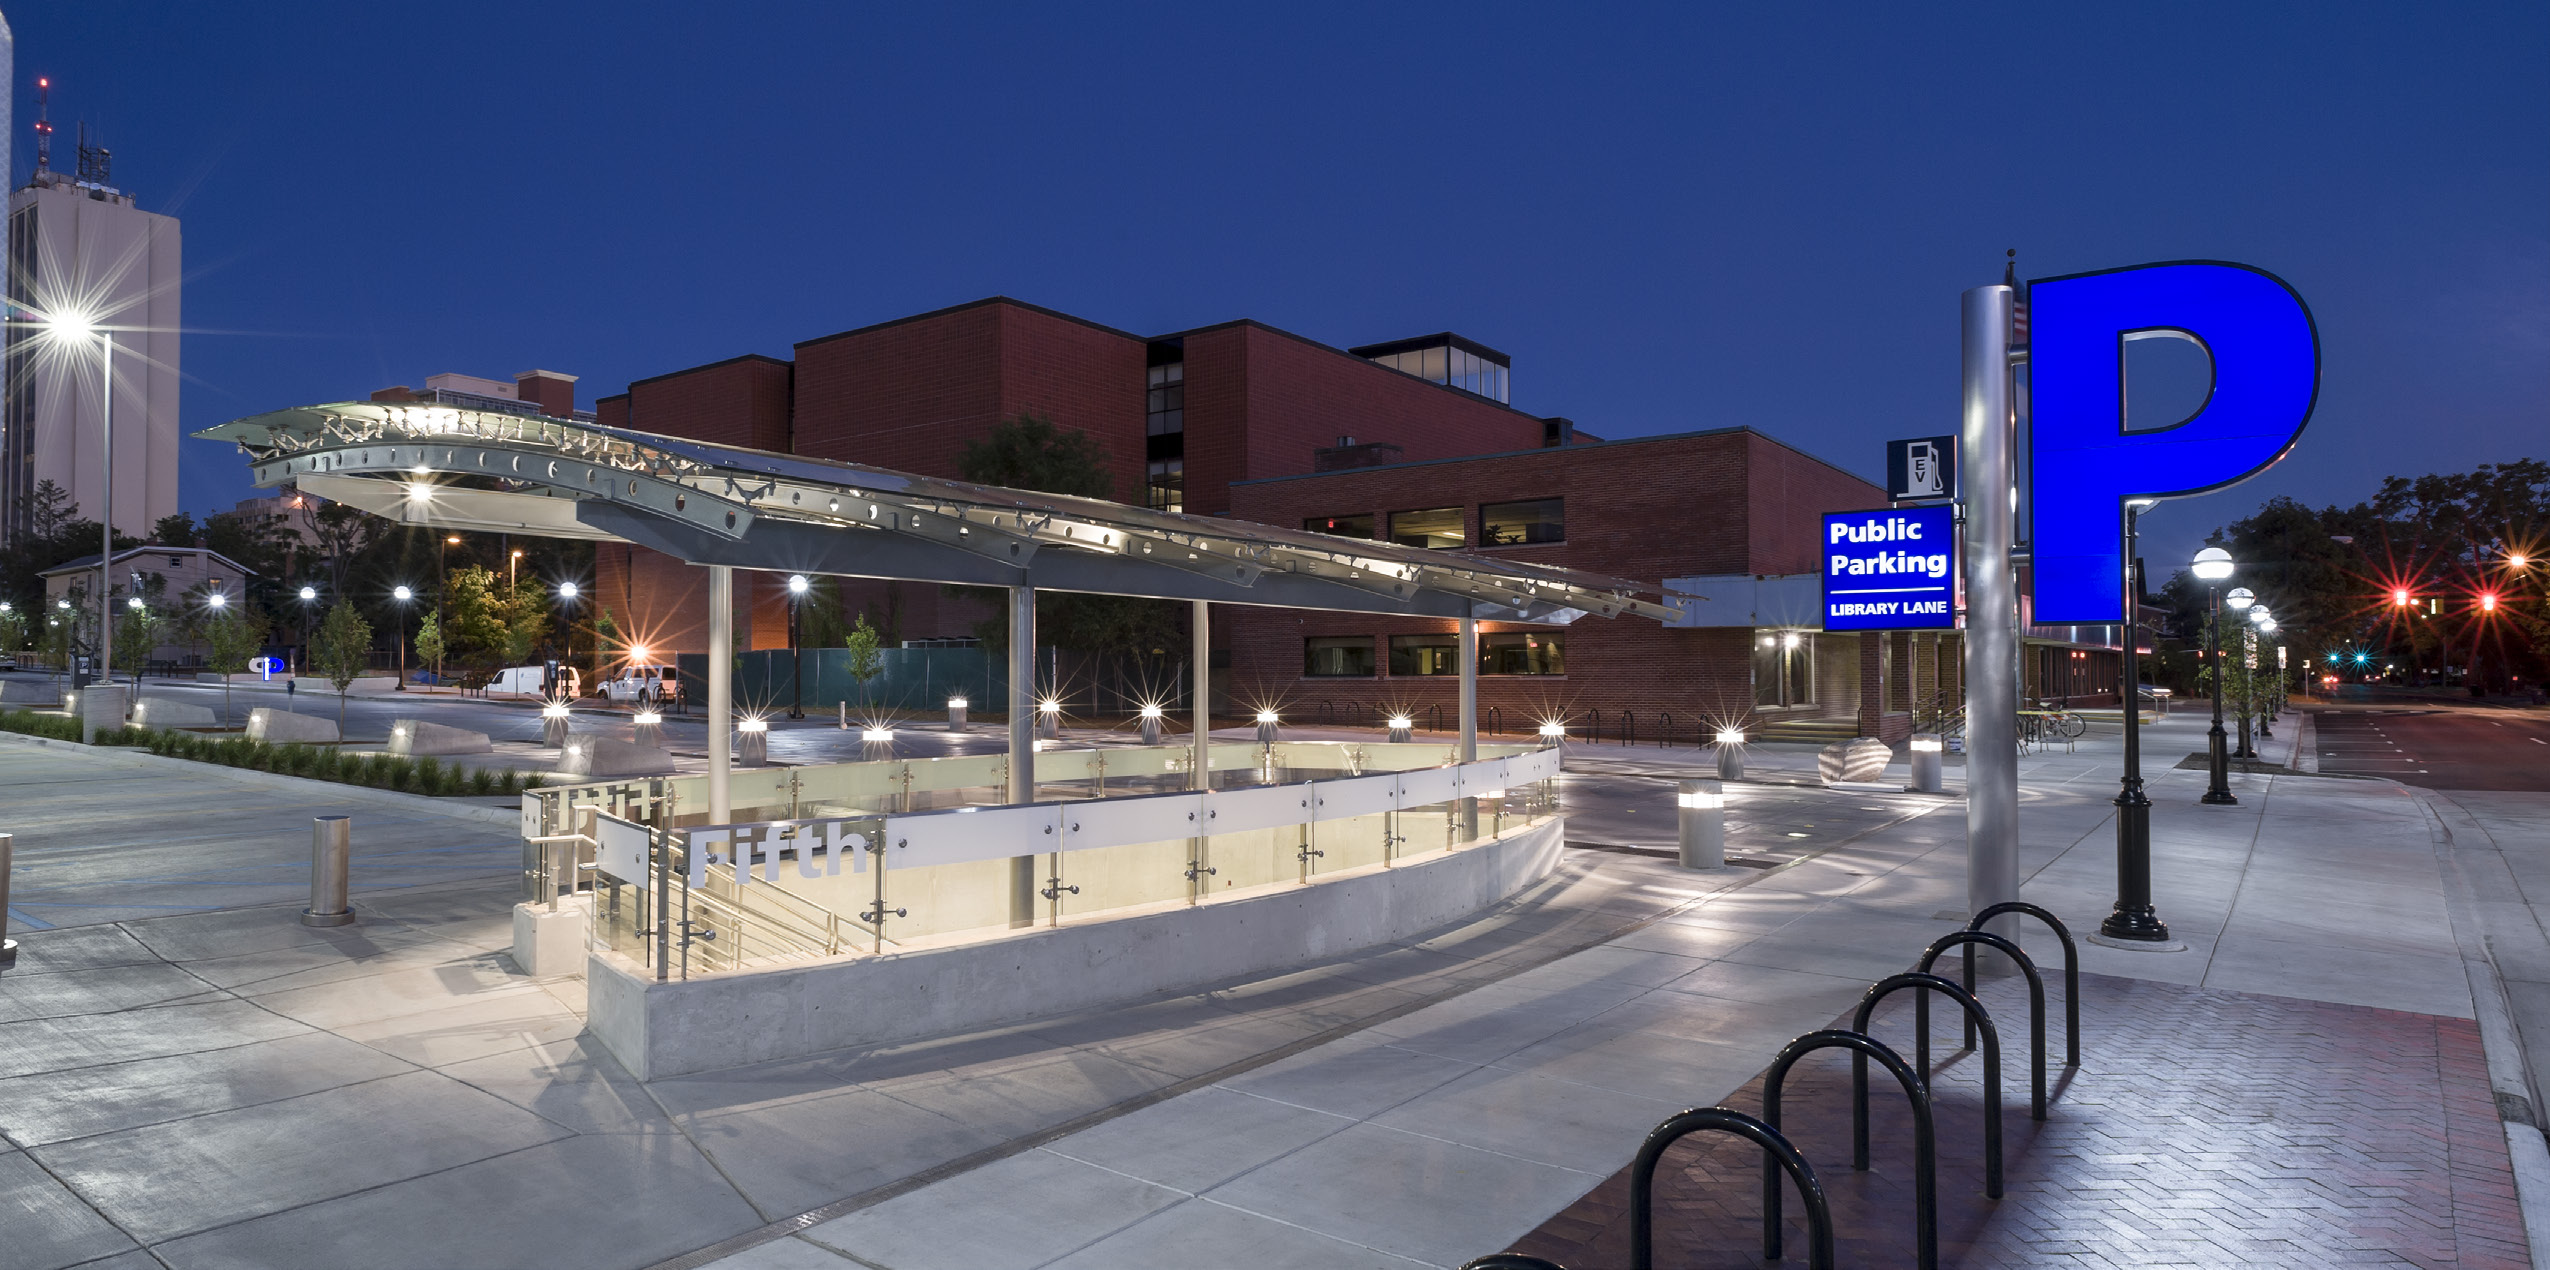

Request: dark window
left=1389, top=633, right=1460, bottom=676
left=1146, top=363, right=1184, bottom=437
left=1388, top=507, right=1465, bottom=550
left=1479, top=631, right=1564, bottom=675
left=1303, top=513, right=1374, bottom=539
left=1146, top=458, right=1183, bottom=514
left=1304, top=636, right=1376, bottom=677
left=1145, top=361, right=1186, bottom=512
left=1481, top=498, right=1563, bottom=547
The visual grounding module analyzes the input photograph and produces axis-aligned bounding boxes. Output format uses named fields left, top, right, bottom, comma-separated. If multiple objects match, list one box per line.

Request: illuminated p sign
left=2029, top=262, right=2317, bottom=622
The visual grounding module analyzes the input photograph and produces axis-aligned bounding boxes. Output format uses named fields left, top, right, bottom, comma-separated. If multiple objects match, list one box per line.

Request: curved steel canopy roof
left=197, top=402, right=1680, bottom=623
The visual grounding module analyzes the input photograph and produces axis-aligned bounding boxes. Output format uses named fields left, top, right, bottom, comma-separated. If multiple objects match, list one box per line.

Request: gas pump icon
left=1905, top=440, right=1946, bottom=498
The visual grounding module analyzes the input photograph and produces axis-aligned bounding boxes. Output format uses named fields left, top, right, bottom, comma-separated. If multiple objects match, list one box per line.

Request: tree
left=312, top=602, right=374, bottom=729
left=113, top=600, right=160, bottom=683
left=413, top=610, right=447, bottom=687
left=203, top=607, right=263, bottom=727
left=40, top=603, right=75, bottom=681
left=845, top=613, right=885, bottom=705
left=0, top=605, right=26, bottom=656
left=439, top=566, right=549, bottom=688
left=151, top=512, right=200, bottom=547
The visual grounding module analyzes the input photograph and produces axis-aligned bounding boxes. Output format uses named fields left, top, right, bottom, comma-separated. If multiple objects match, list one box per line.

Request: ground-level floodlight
left=1255, top=709, right=1280, bottom=747
left=949, top=695, right=970, bottom=732
left=1036, top=697, right=1061, bottom=740
left=301, top=816, right=355, bottom=928
left=1387, top=713, right=1413, bottom=743
left=1714, top=727, right=1745, bottom=781
left=736, top=717, right=769, bottom=766
left=1139, top=701, right=1163, bottom=746
left=634, top=710, right=662, bottom=748
left=542, top=700, right=572, bottom=747
left=1677, top=779, right=1725, bottom=869
left=1909, top=733, right=1944, bottom=793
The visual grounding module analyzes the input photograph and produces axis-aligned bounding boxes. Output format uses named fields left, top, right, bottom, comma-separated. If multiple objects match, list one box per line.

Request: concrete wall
left=589, top=817, right=1565, bottom=1080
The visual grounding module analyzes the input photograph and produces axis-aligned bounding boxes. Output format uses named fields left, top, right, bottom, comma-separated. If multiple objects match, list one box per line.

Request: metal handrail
left=1850, top=971, right=2004, bottom=1198
left=1917, top=929, right=2048, bottom=1120
left=1970, top=901, right=2080, bottom=1068
left=1630, top=1107, right=1832, bottom=1270
left=1763, top=1029, right=1937, bottom=1269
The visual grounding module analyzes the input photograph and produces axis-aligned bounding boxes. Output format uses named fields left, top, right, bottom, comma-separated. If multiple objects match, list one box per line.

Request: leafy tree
left=413, top=611, right=447, bottom=686
left=203, top=606, right=264, bottom=727
left=313, top=601, right=374, bottom=729
left=113, top=599, right=161, bottom=683
left=0, top=604, right=26, bottom=654
left=151, top=512, right=200, bottom=546
left=439, top=565, right=549, bottom=688
left=40, top=601, right=75, bottom=680
left=845, top=613, right=884, bottom=704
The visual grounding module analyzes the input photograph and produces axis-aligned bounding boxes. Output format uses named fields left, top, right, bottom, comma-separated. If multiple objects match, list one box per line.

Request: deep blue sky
left=12, top=1, right=2545, bottom=571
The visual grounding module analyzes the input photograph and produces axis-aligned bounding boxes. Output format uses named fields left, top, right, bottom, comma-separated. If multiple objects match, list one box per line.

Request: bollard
left=1909, top=733, right=1944, bottom=794
left=1138, top=705, right=1162, bottom=747
left=1386, top=713, right=1414, bottom=744
left=1035, top=701, right=1060, bottom=740
left=947, top=696, right=969, bottom=732
left=633, top=710, right=662, bottom=748
left=1714, top=728, right=1745, bottom=781
left=736, top=719, right=769, bottom=765
left=0, top=831, right=17, bottom=969
left=1255, top=711, right=1280, bottom=747
left=838, top=700, right=848, bottom=730
left=301, top=816, right=355, bottom=927
left=542, top=703, right=571, bottom=747
left=1678, top=779, right=1726, bottom=869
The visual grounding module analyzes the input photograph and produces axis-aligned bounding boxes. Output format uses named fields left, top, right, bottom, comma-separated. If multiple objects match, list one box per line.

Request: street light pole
left=2225, top=589, right=2258, bottom=759
left=2104, top=502, right=2169, bottom=941
left=2195, top=549, right=2238, bottom=806
left=2251, top=608, right=2274, bottom=740
left=392, top=585, right=413, bottom=690
left=786, top=574, right=808, bottom=720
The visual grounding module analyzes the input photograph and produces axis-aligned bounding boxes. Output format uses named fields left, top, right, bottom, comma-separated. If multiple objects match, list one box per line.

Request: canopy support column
left=1191, top=601, right=1211, bottom=791
left=1458, top=614, right=1478, bottom=838
left=707, top=564, right=732, bottom=824
left=1008, top=585, right=1035, bottom=927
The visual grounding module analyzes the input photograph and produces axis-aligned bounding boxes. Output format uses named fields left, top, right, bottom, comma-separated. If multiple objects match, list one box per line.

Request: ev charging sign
left=1822, top=506, right=1957, bottom=631
left=2029, top=261, right=2318, bottom=622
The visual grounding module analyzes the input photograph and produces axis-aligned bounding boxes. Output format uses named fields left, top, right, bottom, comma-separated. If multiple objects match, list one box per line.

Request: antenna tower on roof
left=33, top=75, right=51, bottom=172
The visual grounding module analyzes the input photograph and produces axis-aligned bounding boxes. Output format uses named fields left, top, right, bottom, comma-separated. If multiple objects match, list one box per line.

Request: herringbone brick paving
left=1500, top=970, right=2529, bottom=1268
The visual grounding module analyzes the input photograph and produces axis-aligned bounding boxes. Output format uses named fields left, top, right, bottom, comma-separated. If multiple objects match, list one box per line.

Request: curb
left=0, top=730, right=521, bottom=828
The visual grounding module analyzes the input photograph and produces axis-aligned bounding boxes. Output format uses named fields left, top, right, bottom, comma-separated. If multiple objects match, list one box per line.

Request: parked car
left=0, top=654, right=17, bottom=672
left=600, top=664, right=676, bottom=704
left=488, top=664, right=583, bottom=698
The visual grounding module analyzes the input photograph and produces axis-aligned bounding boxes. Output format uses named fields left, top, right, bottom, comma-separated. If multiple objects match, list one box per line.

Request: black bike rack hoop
left=1969, top=900, right=2080, bottom=1068
left=1918, top=929, right=2048, bottom=1120
left=1459, top=1256, right=1569, bottom=1270
left=1630, top=1106, right=1834, bottom=1270
left=1763, top=1029, right=1939, bottom=1270
left=1851, top=971, right=2004, bottom=1198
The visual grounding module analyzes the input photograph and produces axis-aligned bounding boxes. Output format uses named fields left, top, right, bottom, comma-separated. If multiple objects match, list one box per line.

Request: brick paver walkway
left=1501, top=971, right=2528, bottom=1268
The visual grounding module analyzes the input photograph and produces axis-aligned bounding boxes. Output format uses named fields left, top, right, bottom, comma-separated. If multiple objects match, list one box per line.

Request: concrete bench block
left=389, top=719, right=493, bottom=756
left=556, top=733, right=675, bottom=779
left=73, top=685, right=129, bottom=726
left=1818, top=736, right=1892, bottom=784
left=0, top=679, right=62, bottom=704
left=133, top=698, right=218, bottom=729
left=247, top=708, right=341, bottom=744
left=512, top=896, right=591, bottom=977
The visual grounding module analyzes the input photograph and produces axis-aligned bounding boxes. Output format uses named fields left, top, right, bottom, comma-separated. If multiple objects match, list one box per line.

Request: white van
left=490, top=665, right=583, bottom=698
left=600, top=664, right=676, bottom=704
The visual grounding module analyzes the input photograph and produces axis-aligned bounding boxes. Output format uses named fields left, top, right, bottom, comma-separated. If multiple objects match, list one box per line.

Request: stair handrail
left=1969, top=901, right=2080, bottom=1068
left=1850, top=971, right=2004, bottom=1198
left=1763, top=1029, right=1938, bottom=1269
left=1630, top=1106, right=1833, bottom=1270
left=1916, top=929, right=2048, bottom=1120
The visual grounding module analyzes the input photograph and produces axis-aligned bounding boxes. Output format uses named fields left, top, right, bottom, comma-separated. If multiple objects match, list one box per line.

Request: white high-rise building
left=1, top=106, right=183, bottom=547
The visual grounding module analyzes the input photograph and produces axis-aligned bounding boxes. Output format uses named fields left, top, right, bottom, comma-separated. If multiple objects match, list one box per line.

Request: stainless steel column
left=1009, top=585, right=1036, bottom=926
left=707, top=564, right=733, bottom=824
left=1677, top=779, right=1724, bottom=869
left=0, top=832, right=17, bottom=969
left=1457, top=614, right=1478, bottom=838
left=1961, top=283, right=2020, bottom=943
left=301, top=815, right=355, bottom=927
left=1191, top=601, right=1210, bottom=791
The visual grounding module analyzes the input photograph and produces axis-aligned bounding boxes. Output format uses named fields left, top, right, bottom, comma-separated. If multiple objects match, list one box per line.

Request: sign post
left=1961, top=283, right=2019, bottom=945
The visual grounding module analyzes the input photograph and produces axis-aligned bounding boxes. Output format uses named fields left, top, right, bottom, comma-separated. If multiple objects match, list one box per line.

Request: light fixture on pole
left=786, top=574, right=809, bottom=720
left=297, top=585, right=318, bottom=675
left=391, top=585, right=414, bottom=691
left=2193, top=549, right=2238, bottom=805
left=2248, top=606, right=2274, bottom=738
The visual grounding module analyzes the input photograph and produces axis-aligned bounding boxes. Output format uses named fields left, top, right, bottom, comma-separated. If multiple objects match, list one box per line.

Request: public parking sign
left=1822, top=506, right=1957, bottom=631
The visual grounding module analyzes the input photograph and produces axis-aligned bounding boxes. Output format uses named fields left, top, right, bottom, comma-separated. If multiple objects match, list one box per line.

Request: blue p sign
left=2029, top=261, right=2318, bottom=622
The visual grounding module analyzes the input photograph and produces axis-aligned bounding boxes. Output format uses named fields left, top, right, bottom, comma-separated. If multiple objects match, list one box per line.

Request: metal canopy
left=198, top=402, right=1681, bottom=623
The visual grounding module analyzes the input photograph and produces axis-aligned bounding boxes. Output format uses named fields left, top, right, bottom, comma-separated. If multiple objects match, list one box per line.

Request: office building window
left=1146, top=458, right=1183, bottom=513
left=1356, top=336, right=1511, bottom=403
left=1146, top=362, right=1184, bottom=436
left=1479, top=631, right=1564, bottom=675
left=1304, top=636, right=1376, bottom=677
left=1146, top=361, right=1184, bottom=512
left=1389, top=633, right=1460, bottom=676
left=1481, top=498, right=1563, bottom=546
left=1304, top=513, right=1375, bottom=539
left=1389, top=506, right=1465, bottom=550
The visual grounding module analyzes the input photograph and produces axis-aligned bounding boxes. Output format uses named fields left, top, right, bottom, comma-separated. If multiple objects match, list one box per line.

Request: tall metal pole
left=1008, top=585, right=1036, bottom=926
left=1190, top=600, right=1210, bottom=790
left=787, top=590, right=804, bottom=719
left=1960, top=283, right=2019, bottom=940
left=2236, top=627, right=2258, bottom=757
left=2201, top=588, right=2236, bottom=804
left=707, top=564, right=733, bottom=823
left=2103, top=505, right=2167, bottom=940
left=1457, top=614, right=1478, bottom=838
left=97, top=332, right=113, bottom=708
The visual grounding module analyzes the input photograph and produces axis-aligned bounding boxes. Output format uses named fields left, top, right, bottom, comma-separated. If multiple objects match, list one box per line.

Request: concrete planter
left=388, top=719, right=492, bottom=756
left=133, top=698, right=218, bottom=729
left=246, top=708, right=341, bottom=744
left=589, top=817, right=1566, bottom=1080
left=555, top=733, right=675, bottom=778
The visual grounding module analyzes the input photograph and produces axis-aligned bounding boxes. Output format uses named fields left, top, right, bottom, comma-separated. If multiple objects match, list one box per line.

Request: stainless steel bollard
left=1677, top=779, right=1725, bottom=869
left=736, top=721, right=768, bottom=765
left=1139, top=712, right=1161, bottom=746
left=301, top=815, right=355, bottom=927
left=542, top=708, right=571, bottom=748
left=1714, top=735, right=1744, bottom=782
left=947, top=696, right=969, bottom=732
left=1909, top=733, right=1944, bottom=794
left=1, top=832, right=18, bottom=969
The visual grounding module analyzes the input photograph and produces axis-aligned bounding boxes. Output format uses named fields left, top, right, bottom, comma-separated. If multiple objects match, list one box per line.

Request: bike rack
left=1850, top=972, right=2004, bottom=1198
left=1917, top=930, right=2048, bottom=1120
left=1458, top=1257, right=1568, bottom=1270
left=1631, top=1106, right=1834, bottom=1270
left=1763, top=1029, right=1938, bottom=1269
left=1969, top=901, right=2079, bottom=1068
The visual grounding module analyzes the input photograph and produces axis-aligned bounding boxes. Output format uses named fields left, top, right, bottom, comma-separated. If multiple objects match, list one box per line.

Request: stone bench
left=133, top=698, right=219, bottom=729
left=247, top=708, right=341, bottom=744
left=389, top=719, right=493, bottom=756
left=555, top=733, right=675, bottom=779
left=1818, top=736, right=1892, bottom=784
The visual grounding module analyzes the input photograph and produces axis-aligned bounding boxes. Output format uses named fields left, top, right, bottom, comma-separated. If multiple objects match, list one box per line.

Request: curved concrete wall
left=589, top=817, right=1565, bottom=1080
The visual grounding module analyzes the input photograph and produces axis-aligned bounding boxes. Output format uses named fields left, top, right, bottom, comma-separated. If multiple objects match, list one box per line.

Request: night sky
left=11, top=2, right=2544, bottom=572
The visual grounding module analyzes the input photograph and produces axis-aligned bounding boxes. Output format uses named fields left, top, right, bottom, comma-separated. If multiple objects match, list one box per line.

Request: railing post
left=301, top=815, right=354, bottom=927
left=0, top=832, right=17, bottom=970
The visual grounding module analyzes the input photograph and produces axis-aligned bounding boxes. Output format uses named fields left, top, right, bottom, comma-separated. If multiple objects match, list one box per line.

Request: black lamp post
left=786, top=573, right=809, bottom=720
left=2195, top=548, right=2238, bottom=806
left=2225, top=588, right=2256, bottom=758
left=2249, top=607, right=2274, bottom=740
left=391, top=585, right=413, bottom=690
left=296, top=585, right=317, bottom=675
left=2104, top=501, right=2169, bottom=941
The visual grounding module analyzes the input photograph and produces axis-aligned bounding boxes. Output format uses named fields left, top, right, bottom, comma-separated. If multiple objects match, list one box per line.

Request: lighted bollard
left=1138, top=703, right=1162, bottom=747
left=0, top=831, right=17, bottom=969
left=736, top=719, right=769, bottom=765
left=1678, top=779, right=1725, bottom=869
left=1714, top=728, right=1745, bottom=781
left=1255, top=710, right=1280, bottom=747
left=1386, top=714, right=1414, bottom=744
left=633, top=710, right=662, bottom=748
left=1036, top=699, right=1061, bottom=740
left=944, top=695, right=968, bottom=732
left=301, top=816, right=355, bottom=927
left=1909, top=733, right=1944, bottom=794
left=541, top=701, right=571, bottom=747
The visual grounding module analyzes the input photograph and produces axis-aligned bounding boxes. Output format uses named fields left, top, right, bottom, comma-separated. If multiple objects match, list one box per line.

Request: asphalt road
left=2309, top=704, right=2550, bottom=792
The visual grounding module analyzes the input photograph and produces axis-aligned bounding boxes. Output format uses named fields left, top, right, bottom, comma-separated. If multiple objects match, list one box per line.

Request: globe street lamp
left=392, top=585, right=414, bottom=691
left=2247, top=606, right=2274, bottom=740
left=2103, top=499, right=2170, bottom=942
left=2193, top=549, right=2238, bottom=805
left=786, top=574, right=809, bottom=720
